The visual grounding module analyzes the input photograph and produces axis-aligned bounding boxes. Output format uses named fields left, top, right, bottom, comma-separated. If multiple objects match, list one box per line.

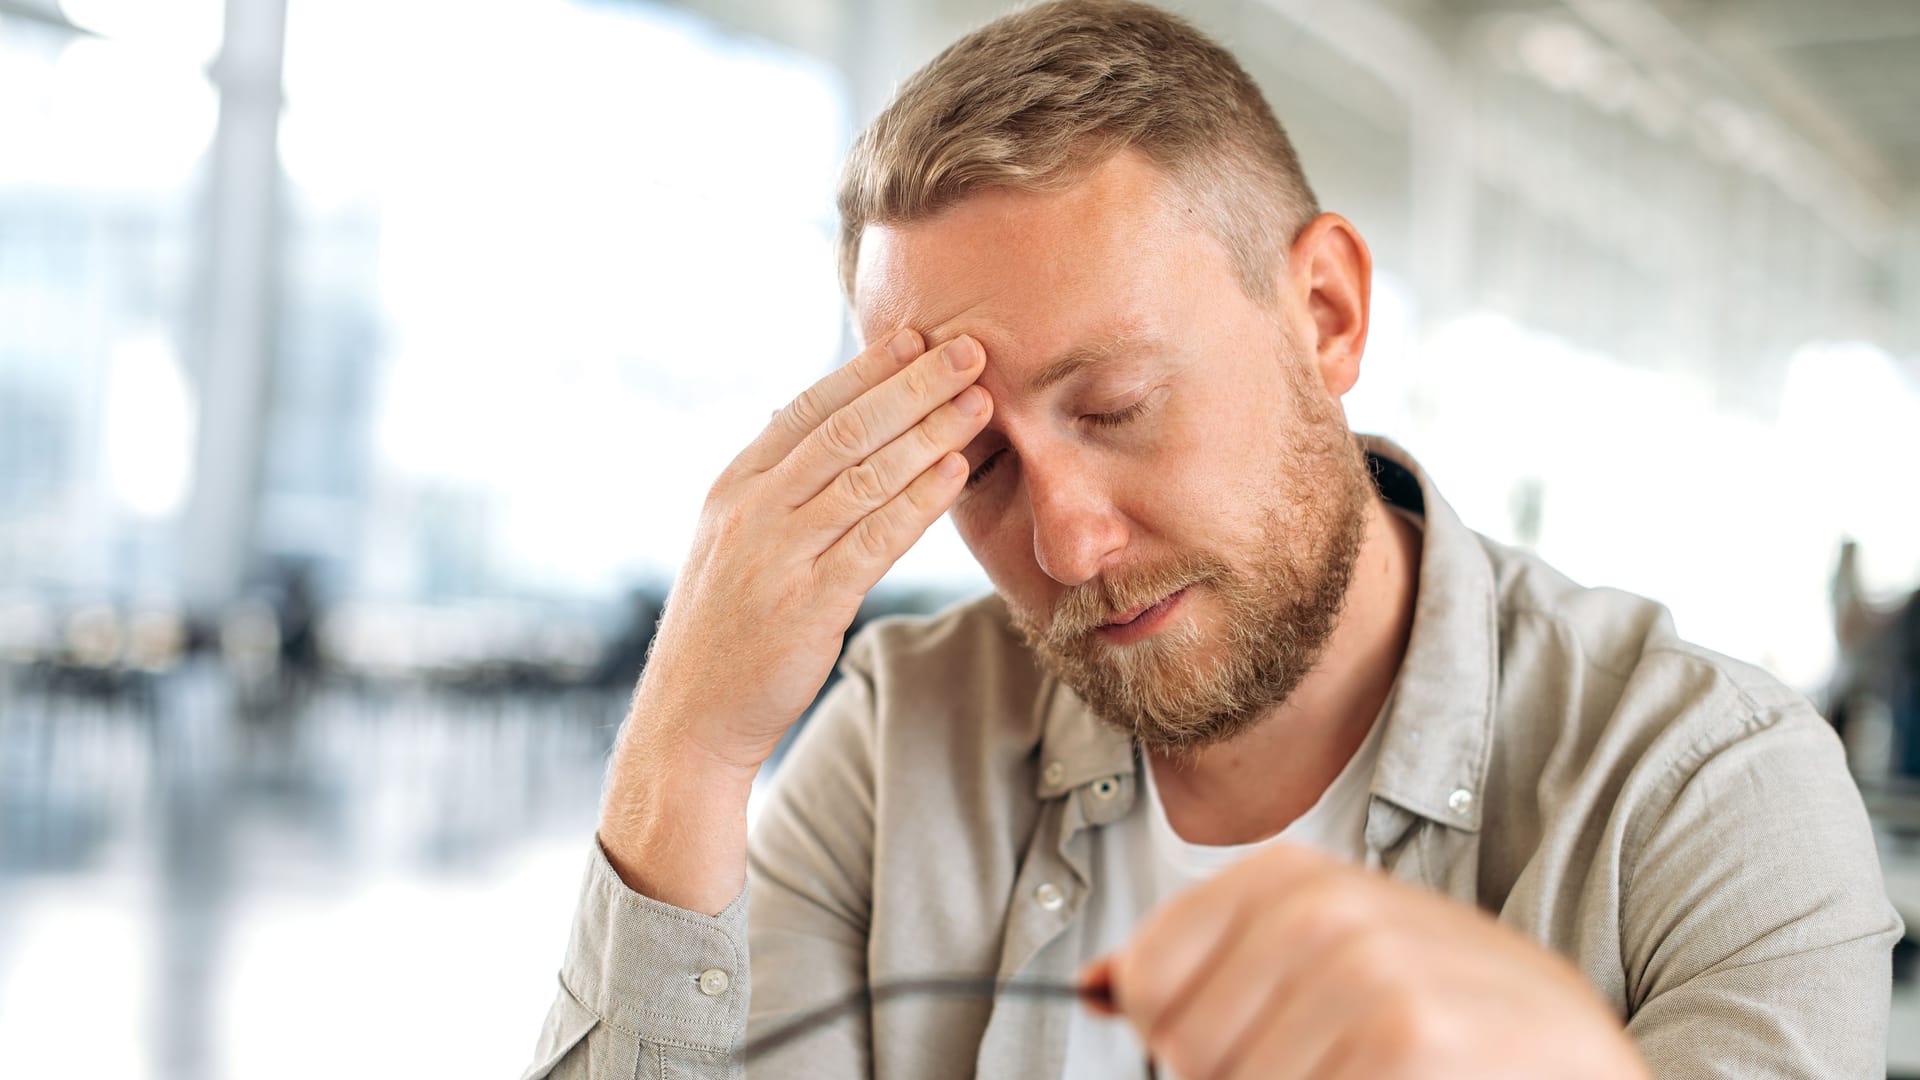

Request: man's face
left=854, top=151, right=1372, bottom=755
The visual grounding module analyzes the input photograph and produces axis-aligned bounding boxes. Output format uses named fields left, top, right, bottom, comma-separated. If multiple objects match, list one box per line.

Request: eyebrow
left=1026, top=330, right=1157, bottom=394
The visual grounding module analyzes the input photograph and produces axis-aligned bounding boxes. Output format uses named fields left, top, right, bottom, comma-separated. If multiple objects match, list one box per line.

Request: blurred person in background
left=1899, top=589, right=1920, bottom=782
left=1827, top=539, right=1920, bottom=784
left=525, top=2, right=1901, bottom=1077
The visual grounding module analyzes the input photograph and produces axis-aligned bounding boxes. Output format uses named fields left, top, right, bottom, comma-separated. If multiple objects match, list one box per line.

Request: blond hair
left=837, top=0, right=1320, bottom=303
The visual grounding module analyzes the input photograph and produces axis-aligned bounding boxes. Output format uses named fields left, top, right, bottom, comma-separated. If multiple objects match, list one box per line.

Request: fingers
left=813, top=451, right=970, bottom=597
left=794, top=384, right=992, bottom=539
left=1221, top=986, right=1357, bottom=1080
left=1220, top=932, right=1389, bottom=1080
left=1102, top=846, right=1365, bottom=1078
left=776, top=336, right=985, bottom=504
left=1144, top=917, right=1291, bottom=1079
left=1152, top=888, right=1360, bottom=1080
left=735, top=327, right=923, bottom=475
left=1107, top=846, right=1627, bottom=1080
left=1103, top=863, right=1261, bottom=1043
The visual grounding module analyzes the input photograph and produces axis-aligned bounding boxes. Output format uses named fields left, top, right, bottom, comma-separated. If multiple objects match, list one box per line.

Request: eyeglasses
left=738, top=975, right=1159, bottom=1076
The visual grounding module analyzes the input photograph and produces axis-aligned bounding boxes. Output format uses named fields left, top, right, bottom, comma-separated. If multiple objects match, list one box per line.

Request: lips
left=1102, top=586, right=1187, bottom=628
left=1090, top=586, right=1191, bottom=646
left=1103, top=598, right=1162, bottom=627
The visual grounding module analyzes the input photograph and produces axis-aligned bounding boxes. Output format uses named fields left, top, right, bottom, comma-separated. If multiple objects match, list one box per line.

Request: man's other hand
left=1078, top=843, right=1650, bottom=1080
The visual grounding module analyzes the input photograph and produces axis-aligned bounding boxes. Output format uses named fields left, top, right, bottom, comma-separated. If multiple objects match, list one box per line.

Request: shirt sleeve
left=521, top=651, right=882, bottom=1080
left=1621, top=703, right=1905, bottom=1078
left=519, top=840, right=751, bottom=1080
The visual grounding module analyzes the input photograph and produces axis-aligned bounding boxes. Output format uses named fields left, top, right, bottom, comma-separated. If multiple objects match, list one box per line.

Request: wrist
left=625, top=676, right=778, bottom=779
left=598, top=758, right=754, bottom=914
left=598, top=704, right=762, bottom=915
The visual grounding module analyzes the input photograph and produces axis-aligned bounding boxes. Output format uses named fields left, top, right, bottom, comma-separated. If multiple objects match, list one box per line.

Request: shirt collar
left=1033, top=678, right=1134, bottom=800
left=1361, top=436, right=1496, bottom=833
left=1030, top=435, right=1498, bottom=835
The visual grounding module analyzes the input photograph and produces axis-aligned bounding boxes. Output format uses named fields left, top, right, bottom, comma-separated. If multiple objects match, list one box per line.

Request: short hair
left=836, top=0, right=1320, bottom=303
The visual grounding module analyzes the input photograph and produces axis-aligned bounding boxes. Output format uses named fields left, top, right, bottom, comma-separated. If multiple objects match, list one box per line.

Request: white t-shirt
left=1060, top=705, right=1388, bottom=1079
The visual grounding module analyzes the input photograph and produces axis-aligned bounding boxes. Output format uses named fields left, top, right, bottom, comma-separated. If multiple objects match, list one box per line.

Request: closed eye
left=966, top=393, right=1162, bottom=489
left=964, top=451, right=1002, bottom=489
left=1084, top=398, right=1153, bottom=428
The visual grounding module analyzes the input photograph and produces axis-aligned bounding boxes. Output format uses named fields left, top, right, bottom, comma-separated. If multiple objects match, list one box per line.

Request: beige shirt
left=522, top=437, right=1903, bottom=1079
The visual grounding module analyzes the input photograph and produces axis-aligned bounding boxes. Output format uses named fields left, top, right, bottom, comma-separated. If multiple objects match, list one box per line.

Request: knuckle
left=821, top=408, right=868, bottom=457
left=792, top=384, right=832, bottom=426
left=913, top=415, right=951, bottom=458
left=843, top=460, right=888, bottom=506
left=851, top=516, right=891, bottom=561
left=903, top=469, right=953, bottom=519
left=805, top=554, right=845, bottom=596
left=900, top=364, right=932, bottom=403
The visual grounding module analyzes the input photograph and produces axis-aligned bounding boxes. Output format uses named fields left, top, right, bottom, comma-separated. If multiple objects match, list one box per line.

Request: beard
left=1007, top=359, right=1373, bottom=758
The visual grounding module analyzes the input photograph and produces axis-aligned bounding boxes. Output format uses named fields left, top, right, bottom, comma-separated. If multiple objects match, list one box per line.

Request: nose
left=1024, top=456, right=1129, bottom=587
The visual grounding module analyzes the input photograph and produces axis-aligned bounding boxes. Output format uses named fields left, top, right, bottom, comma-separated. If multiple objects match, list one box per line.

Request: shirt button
left=1448, top=787, right=1474, bottom=815
left=1043, top=761, right=1066, bottom=787
left=1034, top=882, right=1065, bottom=911
left=697, top=968, right=731, bottom=997
left=1091, top=777, right=1118, bottom=799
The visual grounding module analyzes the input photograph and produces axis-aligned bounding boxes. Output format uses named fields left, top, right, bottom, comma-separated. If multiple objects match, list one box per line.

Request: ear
left=1280, top=214, right=1372, bottom=398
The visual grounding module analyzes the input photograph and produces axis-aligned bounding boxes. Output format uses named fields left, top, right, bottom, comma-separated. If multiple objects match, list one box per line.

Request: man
left=524, top=2, right=1902, bottom=1076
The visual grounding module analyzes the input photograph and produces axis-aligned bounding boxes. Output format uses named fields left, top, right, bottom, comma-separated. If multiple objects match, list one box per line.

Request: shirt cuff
left=558, top=837, right=751, bottom=1054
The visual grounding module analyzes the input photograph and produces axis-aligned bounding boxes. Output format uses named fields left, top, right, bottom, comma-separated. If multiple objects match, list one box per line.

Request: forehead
left=852, top=153, right=1217, bottom=378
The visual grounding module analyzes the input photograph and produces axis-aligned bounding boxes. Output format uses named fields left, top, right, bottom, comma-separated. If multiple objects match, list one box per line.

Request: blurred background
left=0, top=0, right=1916, bottom=1075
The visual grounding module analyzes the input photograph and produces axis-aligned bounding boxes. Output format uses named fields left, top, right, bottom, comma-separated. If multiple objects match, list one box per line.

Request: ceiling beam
left=1562, top=0, right=1899, bottom=252
left=1693, top=0, right=1920, bottom=52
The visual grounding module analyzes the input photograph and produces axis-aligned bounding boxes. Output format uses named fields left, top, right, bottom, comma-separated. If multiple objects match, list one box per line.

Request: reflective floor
left=4, top=660, right=1916, bottom=1078
left=0, top=662, right=620, bottom=1079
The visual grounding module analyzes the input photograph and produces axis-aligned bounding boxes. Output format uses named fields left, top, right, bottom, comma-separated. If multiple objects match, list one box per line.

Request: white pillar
left=179, top=0, right=288, bottom=613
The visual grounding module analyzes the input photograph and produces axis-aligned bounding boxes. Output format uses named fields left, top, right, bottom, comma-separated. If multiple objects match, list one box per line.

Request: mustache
left=1040, top=554, right=1227, bottom=639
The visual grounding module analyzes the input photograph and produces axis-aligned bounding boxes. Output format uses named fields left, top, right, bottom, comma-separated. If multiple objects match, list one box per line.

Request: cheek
left=1134, top=414, right=1251, bottom=517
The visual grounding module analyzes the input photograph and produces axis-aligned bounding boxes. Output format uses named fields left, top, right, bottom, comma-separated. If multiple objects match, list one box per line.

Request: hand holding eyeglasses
left=1077, top=842, right=1651, bottom=1080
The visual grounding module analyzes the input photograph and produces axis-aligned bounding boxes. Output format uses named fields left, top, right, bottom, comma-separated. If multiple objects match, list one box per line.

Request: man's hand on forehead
left=635, top=325, right=993, bottom=775
left=601, top=326, right=995, bottom=914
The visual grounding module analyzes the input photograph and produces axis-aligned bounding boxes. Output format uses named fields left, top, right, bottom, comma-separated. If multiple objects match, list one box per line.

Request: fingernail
left=888, top=329, right=920, bottom=365
left=938, top=454, right=966, bottom=478
left=956, top=386, right=987, bottom=416
left=945, top=336, right=977, bottom=371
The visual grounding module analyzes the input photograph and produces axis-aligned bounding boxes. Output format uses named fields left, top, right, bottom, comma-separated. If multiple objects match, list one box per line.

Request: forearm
left=528, top=322, right=968, bottom=1077
left=600, top=698, right=760, bottom=916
